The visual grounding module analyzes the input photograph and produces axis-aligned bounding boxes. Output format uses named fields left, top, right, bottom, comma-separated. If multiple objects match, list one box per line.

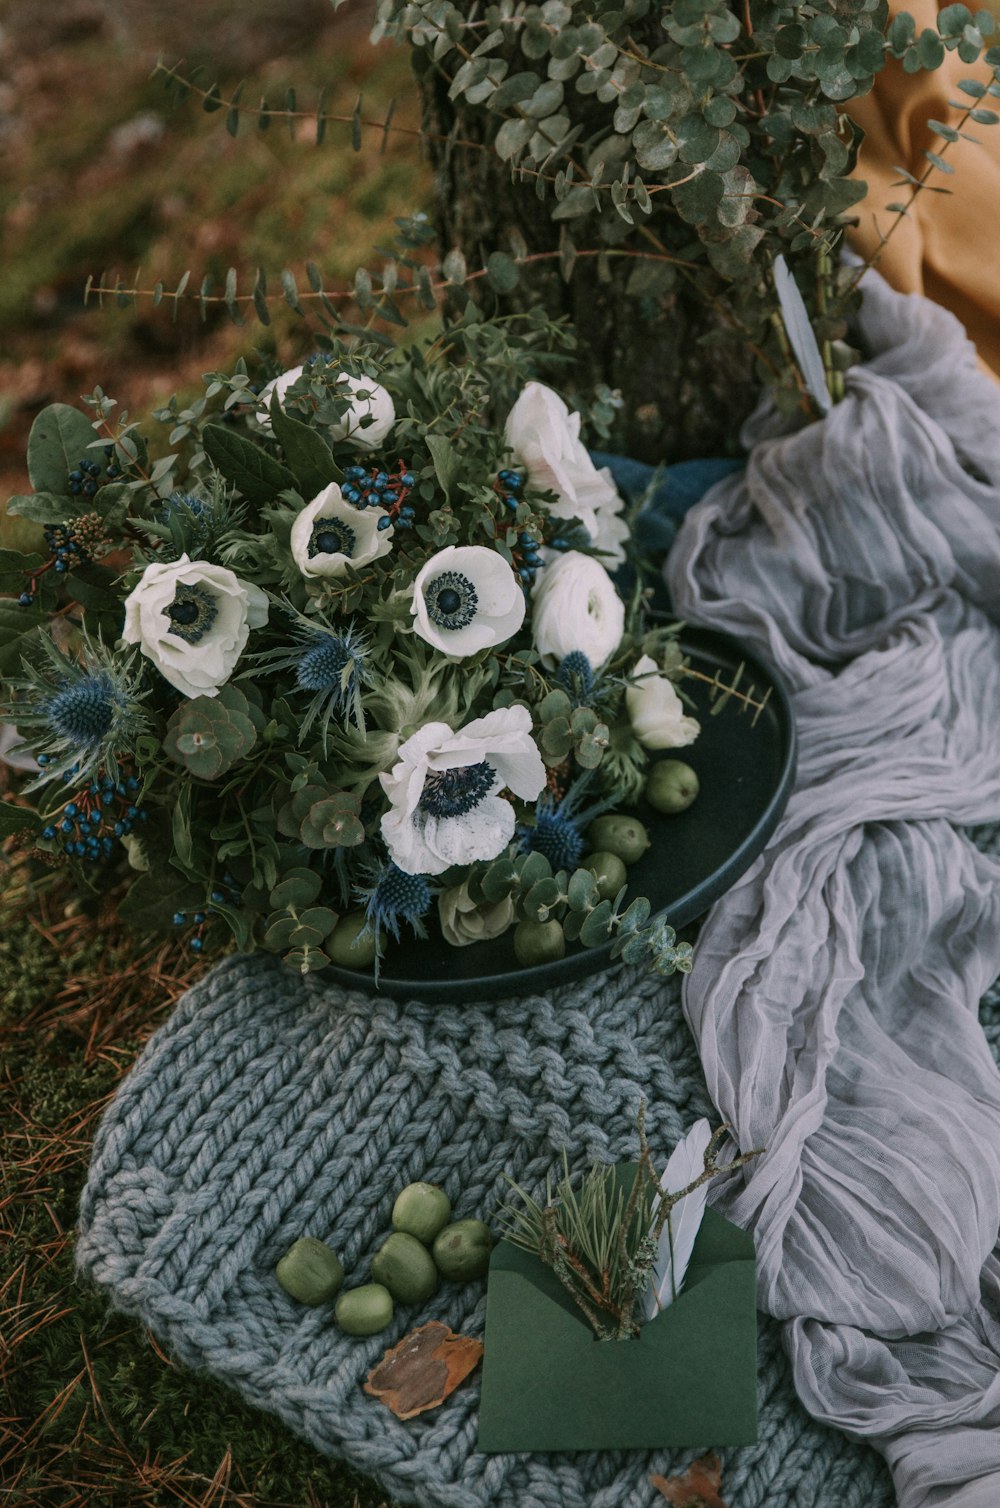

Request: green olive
left=371, top=1231, right=439, bottom=1304
left=645, top=759, right=700, bottom=814
left=432, top=1220, right=493, bottom=1282
left=585, top=850, right=628, bottom=903
left=335, top=1283, right=394, bottom=1336
left=513, top=918, right=566, bottom=966
left=585, top=814, right=650, bottom=865
left=275, top=1236, right=344, bottom=1305
left=392, top=1182, right=452, bottom=1245
left=327, top=911, right=378, bottom=968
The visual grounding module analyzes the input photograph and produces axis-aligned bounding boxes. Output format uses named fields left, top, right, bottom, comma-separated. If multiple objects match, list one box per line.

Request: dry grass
left=0, top=851, right=392, bottom=1505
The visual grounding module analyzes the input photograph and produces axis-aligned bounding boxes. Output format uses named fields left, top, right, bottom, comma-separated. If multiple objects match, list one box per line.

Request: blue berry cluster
left=18, top=523, right=93, bottom=607
left=68, top=446, right=121, bottom=496
left=172, top=873, right=242, bottom=952
left=39, top=764, right=145, bottom=863
left=342, top=463, right=416, bottom=530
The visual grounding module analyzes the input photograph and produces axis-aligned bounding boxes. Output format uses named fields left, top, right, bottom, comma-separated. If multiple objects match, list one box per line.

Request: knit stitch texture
left=76, top=946, right=907, bottom=1508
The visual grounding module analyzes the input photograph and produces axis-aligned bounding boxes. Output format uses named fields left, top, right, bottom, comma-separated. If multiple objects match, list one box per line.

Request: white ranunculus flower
left=531, top=551, right=625, bottom=667
left=380, top=705, right=546, bottom=876
left=504, top=381, right=628, bottom=565
left=625, top=654, right=701, bottom=750
left=411, top=545, right=525, bottom=658
left=256, top=363, right=395, bottom=450
left=290, top=483, right=393, bottom=580
left=438, top=881, right=516, bottom=948
left=121, top=554, right=268, bottom=699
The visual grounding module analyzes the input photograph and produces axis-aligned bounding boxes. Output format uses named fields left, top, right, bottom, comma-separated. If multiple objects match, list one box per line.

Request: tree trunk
left=413, top=52, right=761, bottom=466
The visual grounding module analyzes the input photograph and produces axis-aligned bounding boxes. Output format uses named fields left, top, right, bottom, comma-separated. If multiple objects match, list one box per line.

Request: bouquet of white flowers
left=0, top=315, right=722, bottom=982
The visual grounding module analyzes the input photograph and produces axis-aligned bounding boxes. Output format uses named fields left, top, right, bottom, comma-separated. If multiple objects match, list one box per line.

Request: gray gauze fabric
left=666, top=267, right=1000, bottom=1508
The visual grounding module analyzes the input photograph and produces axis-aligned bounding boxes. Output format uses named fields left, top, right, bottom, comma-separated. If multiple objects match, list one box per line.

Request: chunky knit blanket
left=78, top=269, right=1000, bottom=1508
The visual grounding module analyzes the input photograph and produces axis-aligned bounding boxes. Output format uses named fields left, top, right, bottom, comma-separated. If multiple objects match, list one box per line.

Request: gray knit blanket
left=78, top=269, right=1000, bottom=1508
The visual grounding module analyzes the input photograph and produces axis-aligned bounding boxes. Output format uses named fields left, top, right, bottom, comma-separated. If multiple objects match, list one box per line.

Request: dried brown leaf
left=364, top=1321, right=483, bottom=1421
left=650, top=1452, right=728, bottom=1508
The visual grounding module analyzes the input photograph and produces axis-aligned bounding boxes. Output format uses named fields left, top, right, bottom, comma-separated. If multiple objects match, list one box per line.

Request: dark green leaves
left=267, top=397, right=342, bottom=496
left=202, top=425, right=296, bottom=505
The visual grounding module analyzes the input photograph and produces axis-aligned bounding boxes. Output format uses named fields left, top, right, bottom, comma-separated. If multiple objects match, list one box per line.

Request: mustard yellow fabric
left=846, top=0, right=1000, bottom=379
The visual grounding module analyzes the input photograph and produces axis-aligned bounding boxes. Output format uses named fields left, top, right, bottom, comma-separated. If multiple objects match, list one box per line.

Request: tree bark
left=413, top=52, right=761, bottom=466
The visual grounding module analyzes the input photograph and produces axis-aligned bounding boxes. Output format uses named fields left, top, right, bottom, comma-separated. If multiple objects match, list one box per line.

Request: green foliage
left=498, top=1105, right=761, bottom=1339
left=164, top=684, right=261, bottom=779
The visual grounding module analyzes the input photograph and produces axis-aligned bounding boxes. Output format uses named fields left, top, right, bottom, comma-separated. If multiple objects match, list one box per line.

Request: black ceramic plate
left=327, top=625, right=797, bottom=1003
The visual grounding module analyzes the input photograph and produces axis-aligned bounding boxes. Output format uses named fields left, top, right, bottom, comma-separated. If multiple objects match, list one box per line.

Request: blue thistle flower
left=254, top=619, right=373, bottom=752
left=355, top=859, right=434, bottom=945
left=8, top=636, right=149, bottom=789
left=518, top=774, right=619, bottom=871
left=44, top=673, right=123, bottom=745
left=555, top=652, right=595, bottom=702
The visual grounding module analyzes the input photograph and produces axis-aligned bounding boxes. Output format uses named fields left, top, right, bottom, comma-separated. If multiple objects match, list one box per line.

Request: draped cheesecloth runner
left=77, top=268, right=1000, bottom=1508
left=666, top=269, right=1000, bottom=1508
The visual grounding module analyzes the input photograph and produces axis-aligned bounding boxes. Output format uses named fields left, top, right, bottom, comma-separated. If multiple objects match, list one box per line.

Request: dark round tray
left=327, top=624, right=797, bottom=1003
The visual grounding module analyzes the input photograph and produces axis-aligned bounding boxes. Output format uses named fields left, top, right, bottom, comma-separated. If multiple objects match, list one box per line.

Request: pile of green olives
left=275, top=1181, right=493, bottom=1337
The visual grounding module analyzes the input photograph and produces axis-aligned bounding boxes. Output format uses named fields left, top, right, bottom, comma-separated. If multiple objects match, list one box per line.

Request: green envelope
left=477, top=1189, right=758, bottom=1454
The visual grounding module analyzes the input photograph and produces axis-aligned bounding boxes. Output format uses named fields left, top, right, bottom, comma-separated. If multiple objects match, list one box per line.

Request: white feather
left=645, top=1118, right=713, bottom=1321
left=773, top=253, right=832, bottom=416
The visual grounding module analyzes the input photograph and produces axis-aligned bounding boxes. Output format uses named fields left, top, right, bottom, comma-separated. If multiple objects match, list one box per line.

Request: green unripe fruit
left=513, top=918, right=566, bottom=966
left=586, top=814, right=650, bottom=865
left=275, top=1236, right=344, bottom=1305
left=645, top=759, right=700, bottom=814
left=432, top=1219, right=493, bottom=1282
left=371, top=1231, right=439, bottom=1304
left=335, top=1283, right=394, bottom=1336
left=328, top=911, right=378, bottom=968
left=392, top=1182, right=452, bottom=1245
left=585, top=850, right=628, bottom=903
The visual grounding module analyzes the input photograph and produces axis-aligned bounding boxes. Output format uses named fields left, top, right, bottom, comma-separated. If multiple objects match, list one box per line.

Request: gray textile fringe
left=78, top=269, right=1000, bottom=1507
left=77, top=952, right=898, bottom=1508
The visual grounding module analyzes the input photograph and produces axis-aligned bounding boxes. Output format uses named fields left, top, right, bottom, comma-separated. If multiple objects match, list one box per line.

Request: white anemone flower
left=504, top=381, right=628, bottom=565
left=531, top=550, right=625, bottom=667
left=626, top=654, right=701, bottom=750
left=411, top=545, right=525, bottom=658
left=121, top=554, right=268, bottom=698
left=255, top=363, right=395, bottom=450
left=290, top=483, right=393, bottom=580
left=380, top=705, right=546, bottom=876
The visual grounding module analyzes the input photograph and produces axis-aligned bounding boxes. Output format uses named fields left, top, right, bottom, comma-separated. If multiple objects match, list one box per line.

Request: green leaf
left=26, top=404, right=97, bottom=496
left=0, top=550, right=43, bottom=589
left=118, top=869, right=202, bottom=931
left=6, top=492, right=88, bottom=524
left=580, top=899, right=613, bottom=947
left=518, top=850, right=552, bottom=888
left=567, top=867, right=599, bottom=910
left=0, top=597, right=44, bottom=675
left=0, top=800, right=38, bottom=838
left=269, top=870, right=323, bottom=908
left=425, top=434, right=461, bottom=500
left=916, top=28, right=946, bottom=68
left=970, top=106, right=1000, bottom=123
left=486, top=251, right=520, bottom=293
left=172, top=785, right=194, bottom=869
left=522, top=876, right=562, bottom=920
left=267, top=397, right=342, bottom=495
left=202, top=425, right=296, bottom=505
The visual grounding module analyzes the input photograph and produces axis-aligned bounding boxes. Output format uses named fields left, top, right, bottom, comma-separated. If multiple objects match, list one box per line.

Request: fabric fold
left=667, top=267, right=1000, bottom=1508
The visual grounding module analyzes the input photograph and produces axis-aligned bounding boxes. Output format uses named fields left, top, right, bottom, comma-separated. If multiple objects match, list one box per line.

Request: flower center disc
left=310, top=519, right=356, bottom=558
left=166, top=585, right=218, bottom=644
left=418, top=759, right=496, bottom=819
left=425, top=571, right=478, bottom=631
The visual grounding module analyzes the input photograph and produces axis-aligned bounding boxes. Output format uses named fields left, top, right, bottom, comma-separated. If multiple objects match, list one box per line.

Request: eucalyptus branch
left=681, top=662, right=773, bottom=725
